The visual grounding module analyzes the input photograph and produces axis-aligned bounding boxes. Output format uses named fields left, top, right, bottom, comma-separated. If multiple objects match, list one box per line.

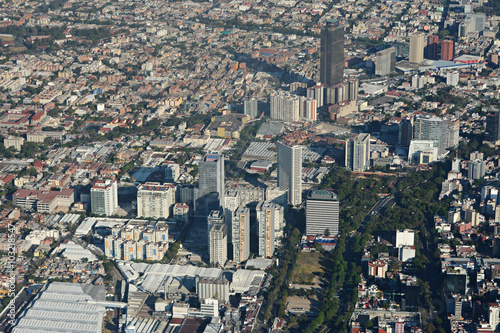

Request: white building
left=396, top=229, right=414, bottom=248
left=137, top=182, right=175, bottom=219
left=91, top=179, right=118, bottom=216
left=256, top=202, right=282, bottom=258
left=209, top=223, right=227, bottom=267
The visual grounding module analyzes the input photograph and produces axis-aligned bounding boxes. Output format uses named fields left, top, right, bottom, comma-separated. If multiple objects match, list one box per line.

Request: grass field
left=290, top=251, right=324, bottom=285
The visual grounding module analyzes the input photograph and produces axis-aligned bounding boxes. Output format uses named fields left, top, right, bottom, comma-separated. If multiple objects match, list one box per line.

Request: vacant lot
left=290, top=251, right=324, bottom=286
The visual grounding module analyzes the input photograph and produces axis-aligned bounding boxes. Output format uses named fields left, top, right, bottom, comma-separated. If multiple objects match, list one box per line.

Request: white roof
left=12, top=283, right=105, bottom=333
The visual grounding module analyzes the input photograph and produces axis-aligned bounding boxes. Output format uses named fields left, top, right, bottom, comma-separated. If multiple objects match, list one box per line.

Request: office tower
left=413, top=114, right=450, bottom=155
left=468, top=160, right=486, bottom=180
left=244, top=99, right=258, bottom=119
left=345, top=133, right=370, bottom=172
left=409, top=33, right=425, bottom=63
left=277, top=141, right=303, bottom=206
left=137, top=182, right=175, bottom=219
left=307, top=84, right=325, bottom=107
left=232, top=206, right=250, bottom=263
left=426, top=35, right=439, bottom=60
left=209, top=222, right=227, bottom=266
left=320, top=22, right=344, bottom=86
left=199, top=153, right=225, bottom=201
left=270, top=93, right=300, bottom=122
left=91, top=179, right=118, bottom=216
left=305, top=190, right=339, bottom=236
left=486, top=111, right=500, bottom=142
left=375, top=47, right=396, bottom=75
left=256, top=202, right=282, bottom=258
left=398, top=116, right=413, bottom=147
left=441, top=40, right=454, bottom=61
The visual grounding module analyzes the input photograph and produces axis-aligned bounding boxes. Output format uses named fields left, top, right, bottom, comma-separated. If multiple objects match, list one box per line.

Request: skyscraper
left=306, top=190, right=339, bottom=236
left=426, top=35, right=439, bottom=60
left=398, top=116, right=413, bottom=147
left=232, top=206, right=250, bottom=263
left=486, top=111, right=500, bottom=142
left=345, top=133, right=370, bottom=172
left=243, top=99, right=258, bottom=119
left=91, top=179, right=118, bottom=216
left=441, top=40, right=454, bottom=61
left=320, top=22, right=344, bottom=86
left=277, top=141, right=303, bottom=206
left=199, top=153, right=225, bottom=202
left=375, top=47, right=396, bottom=76
left=409, top=33, right=425, bottom=63
left=209, top=223, right=227, bottom=267
left=256, top=202, right=282, bottom=258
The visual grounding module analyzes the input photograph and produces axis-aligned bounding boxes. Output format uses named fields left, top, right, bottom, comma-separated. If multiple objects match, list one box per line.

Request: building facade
left=305, top=190, right=339, bottom=236
left=232, top=206, right=250, bottom=263
left=91, top=179, right=118, bottom=216
left=320, top=22, right=344, bottom=85
left=137, top=182, right=175, bottom=219
left=277, top=141, right=302, bottom=206
left=345, top=133, right=370, bottom=172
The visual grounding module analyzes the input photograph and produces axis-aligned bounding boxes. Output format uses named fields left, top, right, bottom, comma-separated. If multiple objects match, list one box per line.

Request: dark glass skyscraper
left=486, top=111, right=500, bottom=142
left=320, top=22, right=344, bottom=86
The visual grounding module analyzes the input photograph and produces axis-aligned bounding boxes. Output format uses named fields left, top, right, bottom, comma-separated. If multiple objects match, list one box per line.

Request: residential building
left=209, top=222, right=227, bottom=267
left=244, top=99, right=258, bottom=119
left=426, top=35, right=439, bottom=60
left=232, top=206, right=250, bottom=263
left=256, top=202, right=281, bottom=257
left=305, top=190, right=339, bottom=236
left=137, top=182, right=175, bottom=219
left=345, top=133, right=370, bottom=171
left=441, top=40, right=454, bottom=61
left=277, top=141, right=302, bottom=206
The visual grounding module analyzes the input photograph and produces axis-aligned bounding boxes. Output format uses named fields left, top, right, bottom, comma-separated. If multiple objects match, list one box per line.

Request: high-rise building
left=224, top=190, right=240, bottom=224
left=426, top=35, right=439, bottom=60
left=256, top=202, right=282, bottom=258
left=232, top=206, right=250, bottom=263
left=489, top=303, right=500, bottom=332
left=398, top=116, right=413, bottom=147
left=244, top=99, right=258, bottom=119
left=270, top=93, right=300, bottom=122
left=375, top=47, right=396, bottom=75
left=445, top=118, right=459, bottom=149
left=468, top=160, right=486, bottom=180
left=413, top=115, right=450, bottom=155
left=199, top=153, right=225, bottom=202
left=306, top=190, right=339, bottom=236
left=91, top=179, right=118, bottom=216
left=207, top=210, right=224, bottom=235
left=209, top=223, right=227, bottom=267
left=441, top=40, right=454, bottom=61
left=320, top=22, right=344, bottom=86
left=345, top=133, right=371, bottom=171
left=409, top=33, right=425, bottom=63
left=307, top=84, right=326, bottom=107
left=137, top=182, right=175, bottom=219
left=486, top=111, right=500, bottom=142
left=277, top=141, right=303, bottom=206
left=270, top=93, right=317, bottom=122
